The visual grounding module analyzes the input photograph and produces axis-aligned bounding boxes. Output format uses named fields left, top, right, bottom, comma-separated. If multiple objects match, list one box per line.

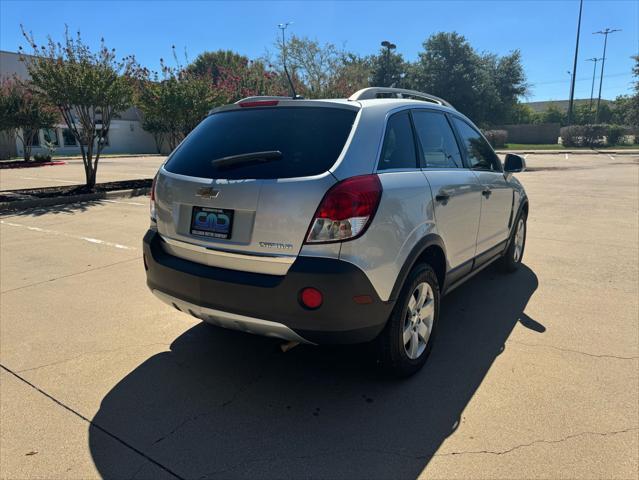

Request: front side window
left=452, top=117, right=501, bottom=171
left=43, top=128, right=59, bottom=146
left=378, top=111, right=417, bottom=170
left=412, top=110, right=462, bottom=168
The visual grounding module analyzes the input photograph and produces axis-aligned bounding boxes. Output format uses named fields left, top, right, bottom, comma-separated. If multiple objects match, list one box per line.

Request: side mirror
left=504, top=153, right=525, bottom=173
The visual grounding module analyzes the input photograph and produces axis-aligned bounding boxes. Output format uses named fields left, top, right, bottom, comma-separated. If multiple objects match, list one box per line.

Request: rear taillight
left=150, top=174, right=157, bottom=222
left=305, top=175, right=382, bottom=244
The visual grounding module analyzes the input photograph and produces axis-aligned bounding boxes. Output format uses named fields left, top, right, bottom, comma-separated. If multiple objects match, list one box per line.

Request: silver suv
left=143, top=87, right=528, bottom=377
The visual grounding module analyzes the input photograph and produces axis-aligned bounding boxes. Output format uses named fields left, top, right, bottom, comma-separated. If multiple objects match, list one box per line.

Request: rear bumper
left=143, top=230, right=393, bottom=344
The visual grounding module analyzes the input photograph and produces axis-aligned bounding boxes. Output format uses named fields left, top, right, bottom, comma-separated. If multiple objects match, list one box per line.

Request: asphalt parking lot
left=0, top=156, right=165, bottom=191
left=0, top=153, right=637, bottom=479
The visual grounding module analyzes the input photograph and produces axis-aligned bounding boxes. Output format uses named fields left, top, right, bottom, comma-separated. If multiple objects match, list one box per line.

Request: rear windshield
left=164, top=106, right=358, bottom=179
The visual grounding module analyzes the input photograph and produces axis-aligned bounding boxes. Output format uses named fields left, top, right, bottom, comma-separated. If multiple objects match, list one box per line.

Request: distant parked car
left=143, top=87, right=528, bottom=377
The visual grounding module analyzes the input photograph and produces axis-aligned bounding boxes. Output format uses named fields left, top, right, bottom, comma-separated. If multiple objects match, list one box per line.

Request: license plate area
left=190, top=206, right=234, bottom=239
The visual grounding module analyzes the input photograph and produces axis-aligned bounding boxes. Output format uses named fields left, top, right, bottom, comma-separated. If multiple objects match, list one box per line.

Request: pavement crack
left=200, top=429, right=639, bottom=476
left=15, top=343, right=170, bottom=373
left=508, top=340, right=639, bottom=360
left=152, top=351, right=279, bottom=445
left=0, top=363, right=184, bottom=480
left=435, top=428, right=639, bottom=457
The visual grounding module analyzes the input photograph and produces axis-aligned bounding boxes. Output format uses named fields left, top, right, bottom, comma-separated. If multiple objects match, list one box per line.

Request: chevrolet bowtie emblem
left=196, top=187, right=220, bottom=199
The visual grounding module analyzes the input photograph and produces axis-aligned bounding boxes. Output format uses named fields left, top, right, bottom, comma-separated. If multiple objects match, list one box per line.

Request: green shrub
left=605, top=125, right=629, bottom=146
left=560, top=124, right=610, bottom=147
left=483, top=129, right=508, bottom=148
left=33, top=153, right=51, bottom=162
left=560, top=125, right=580, bottom=147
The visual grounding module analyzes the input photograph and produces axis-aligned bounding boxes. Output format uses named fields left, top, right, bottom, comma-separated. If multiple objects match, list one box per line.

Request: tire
left=498, top=211, right=527, bottom=273
left=376, top=263, right=440, bottom=378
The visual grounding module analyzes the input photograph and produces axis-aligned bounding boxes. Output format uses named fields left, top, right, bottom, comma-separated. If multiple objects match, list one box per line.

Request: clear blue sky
left=1, top=0, right=637, bottom=101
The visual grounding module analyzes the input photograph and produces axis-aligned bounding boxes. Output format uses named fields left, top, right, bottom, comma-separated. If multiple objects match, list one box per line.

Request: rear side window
left=412, top=111, right=463, bottom=168
left=452, top=117, right=502, bottom=171
left=378, top=111, right=417, bottom=170
left=164, top=107, right=357, bottom=179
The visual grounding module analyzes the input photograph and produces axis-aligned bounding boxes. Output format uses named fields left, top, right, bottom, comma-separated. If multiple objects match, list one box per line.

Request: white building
left=0, top=50, right=159, bottom=159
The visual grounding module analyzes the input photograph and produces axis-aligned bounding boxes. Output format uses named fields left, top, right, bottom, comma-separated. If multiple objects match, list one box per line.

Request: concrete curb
left=54, top=154, right=165, bottom=161
left=496, top=149, right=639, bottom=155
left=0, top=187, right=150, bottom=212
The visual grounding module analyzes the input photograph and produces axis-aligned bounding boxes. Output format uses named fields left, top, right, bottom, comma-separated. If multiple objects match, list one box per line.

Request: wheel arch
left=389, top=234, right=448, bottom=301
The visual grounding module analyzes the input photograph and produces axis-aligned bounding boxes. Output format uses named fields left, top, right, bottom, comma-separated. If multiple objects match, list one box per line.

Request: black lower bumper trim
left=143, top=230, right=393, bottom=344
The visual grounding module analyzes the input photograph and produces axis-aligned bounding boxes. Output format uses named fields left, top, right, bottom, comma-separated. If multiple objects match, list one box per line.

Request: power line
left=532, top=72, right=630, bottom=86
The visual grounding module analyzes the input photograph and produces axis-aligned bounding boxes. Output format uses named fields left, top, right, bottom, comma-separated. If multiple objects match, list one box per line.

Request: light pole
left=567, top=0, right=583, bottom=126
left=585, top=57, right=603, bottom=110
left=593, top=28, right=621, bottom=122
left=380, top=40, right=396, bottom=87
left=278, top=22, right=297, bottom=98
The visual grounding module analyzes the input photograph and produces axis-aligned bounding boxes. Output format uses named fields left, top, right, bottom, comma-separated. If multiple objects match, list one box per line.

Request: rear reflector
left=353, top=295, right=373, bottom=304
left=299, top=287, right=323, bottom=309
left=305, top=175, right=382, bottom=244
left=239, top=100, right=279, bottom=108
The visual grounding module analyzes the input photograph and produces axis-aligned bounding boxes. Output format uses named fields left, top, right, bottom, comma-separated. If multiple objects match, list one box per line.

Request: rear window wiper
left=211, top=150, right=282, bottom=170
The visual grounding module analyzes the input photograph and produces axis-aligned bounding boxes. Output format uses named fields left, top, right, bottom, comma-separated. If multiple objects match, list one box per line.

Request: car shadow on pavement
left=1, top=200, right=109, bottom=217
left=89, top=264, right=540, bottom=480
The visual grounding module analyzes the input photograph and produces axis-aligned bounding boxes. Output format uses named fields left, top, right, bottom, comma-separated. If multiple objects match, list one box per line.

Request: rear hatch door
left=155, top=101, right=359, bottom=273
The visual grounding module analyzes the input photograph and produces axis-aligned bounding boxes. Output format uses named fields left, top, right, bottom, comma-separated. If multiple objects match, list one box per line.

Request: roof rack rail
left=348, top=87, right=454, bottom=109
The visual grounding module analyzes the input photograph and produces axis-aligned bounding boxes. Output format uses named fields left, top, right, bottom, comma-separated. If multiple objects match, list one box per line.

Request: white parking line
left=565, top=153, right=569, bottom=160
left=19, top=177, right=77, bottom=184
left=0, top=220, right=135, bottom=250
left=608, top=154, right=615, bottom=160
left=102, top=199, right=146, bottom=206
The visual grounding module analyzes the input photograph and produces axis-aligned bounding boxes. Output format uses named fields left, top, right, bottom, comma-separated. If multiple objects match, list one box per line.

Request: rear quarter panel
left=338, top=171, right=436, bottom=301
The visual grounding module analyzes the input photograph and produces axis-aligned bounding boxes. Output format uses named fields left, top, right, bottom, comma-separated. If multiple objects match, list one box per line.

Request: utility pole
left=567, top=0, right=583, bottom=126
left=593, top=28, right=621, bottom=122
left=380, top=40, right=396, bottom=87
left=585, top=57, right=603, bottom=110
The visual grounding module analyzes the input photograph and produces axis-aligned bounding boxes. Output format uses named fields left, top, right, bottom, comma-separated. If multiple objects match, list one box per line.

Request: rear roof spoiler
left=348, top=87, right=454, bottom=109
left=234, top=96, right=293, bottom=104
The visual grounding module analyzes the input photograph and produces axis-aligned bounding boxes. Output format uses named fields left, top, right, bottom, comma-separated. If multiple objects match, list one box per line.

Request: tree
left=509, top=103, right=538, bottom=124
left=21, top=27, right=133, bottom=188
left=540, top=105, right=565, bottom=124
left=370, top=46, right=405, bottom=87
left=134, top=48, right=285, bottom=152
left=324, top=53, right=371, bottom=98
left=274, top=35, right=342, bottom=97
left=630, top=55, right=639, bottom=127
left=214, top=59, right=286, bottom=103
left=186, top=50, right=249, bottom=84
left=481, top=50, right=529, bottom=124
left=133, top=53, right=220, bottom=152
left=409, top=32, right=482, bottom=119
left=0, top=77, right=58, bottom=161
left=409, top=32, right=528, bottom=126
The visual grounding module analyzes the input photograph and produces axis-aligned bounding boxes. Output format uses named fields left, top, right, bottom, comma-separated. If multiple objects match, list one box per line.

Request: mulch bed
left=0, top=160, right=66, bottom=169
left=0, top=179, right=152, bottom=203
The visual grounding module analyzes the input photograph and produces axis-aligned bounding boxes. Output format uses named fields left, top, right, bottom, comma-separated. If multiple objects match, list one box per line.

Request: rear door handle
left=435, top=190, right=451, bottom=202
left=482, top=188, right=492, bottom=198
